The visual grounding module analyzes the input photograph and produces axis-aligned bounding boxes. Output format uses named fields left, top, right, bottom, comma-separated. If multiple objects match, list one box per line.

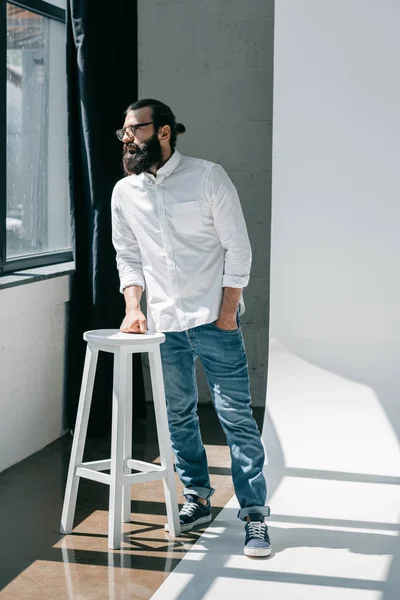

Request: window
left=1, top=0, right=71, bottom=273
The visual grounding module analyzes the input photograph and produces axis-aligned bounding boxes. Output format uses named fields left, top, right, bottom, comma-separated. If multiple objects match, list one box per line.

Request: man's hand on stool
left=120, top=309, right=147, bottom=334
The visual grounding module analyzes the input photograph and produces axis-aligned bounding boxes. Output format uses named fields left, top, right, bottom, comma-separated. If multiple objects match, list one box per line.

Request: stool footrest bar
left=126, top=459, right=164, bottom=472
left=75, top=463, right=167, bottom=486
left=80, top=459, right=111, bottom=471
left=122, top=469, right=167, bottom=485
left=76, top=467, right=111, bottom=485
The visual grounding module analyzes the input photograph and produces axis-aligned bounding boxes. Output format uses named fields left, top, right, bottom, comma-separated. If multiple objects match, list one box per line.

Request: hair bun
left=176, top=123, right=186, bottom=134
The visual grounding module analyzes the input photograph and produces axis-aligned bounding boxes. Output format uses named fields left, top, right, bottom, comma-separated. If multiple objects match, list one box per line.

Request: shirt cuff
left=222, top=274, right=249, bottom=288
left=119, top=277, right=146, bottom=294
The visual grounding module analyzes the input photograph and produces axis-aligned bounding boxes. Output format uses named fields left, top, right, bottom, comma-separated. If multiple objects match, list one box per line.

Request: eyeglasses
left=115, top=121, right=154, bottom=141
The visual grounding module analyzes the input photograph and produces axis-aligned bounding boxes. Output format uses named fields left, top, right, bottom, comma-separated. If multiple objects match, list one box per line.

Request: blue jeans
left=159, top=314, right=270, bottom=521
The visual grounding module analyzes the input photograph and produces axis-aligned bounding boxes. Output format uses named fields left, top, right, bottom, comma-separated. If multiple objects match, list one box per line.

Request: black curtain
left=65, top=0, right=146, bottom=436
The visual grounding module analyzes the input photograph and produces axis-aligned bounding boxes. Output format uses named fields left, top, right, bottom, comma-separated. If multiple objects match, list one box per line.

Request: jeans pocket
left=211, top=320, right=241, bottom=334
left=211, top=308, right=241, bottom=333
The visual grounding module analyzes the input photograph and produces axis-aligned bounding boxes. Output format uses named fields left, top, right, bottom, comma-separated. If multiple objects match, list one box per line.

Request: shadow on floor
left=0, top=404, right=264, bottom=595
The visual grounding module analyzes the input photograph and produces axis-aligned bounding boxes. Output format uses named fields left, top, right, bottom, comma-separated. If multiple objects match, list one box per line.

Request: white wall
left=138, top=0, right=274, bottom=405
left=270, top=1, right=400, bottom=438
left=0, top=277, right=70, bottom=472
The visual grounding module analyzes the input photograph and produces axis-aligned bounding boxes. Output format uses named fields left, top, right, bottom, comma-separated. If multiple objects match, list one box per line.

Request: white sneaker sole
left=165, top=514, right=212, bottom=533
left=244, top=545, right=272, bottom=557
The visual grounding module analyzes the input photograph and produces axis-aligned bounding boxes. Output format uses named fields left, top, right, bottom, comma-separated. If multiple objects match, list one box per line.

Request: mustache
left=124, top=142, right=139, bottom=153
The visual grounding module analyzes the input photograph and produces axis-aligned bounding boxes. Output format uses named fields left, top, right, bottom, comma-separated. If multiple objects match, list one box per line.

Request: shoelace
left=180, top=502, right=199, bottom=518
left=246, top=521, right=267, bottom=539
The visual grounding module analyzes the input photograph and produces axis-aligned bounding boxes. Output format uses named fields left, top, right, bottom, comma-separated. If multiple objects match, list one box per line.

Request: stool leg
left=149, top=346, right=181, bottom=537
left=60, top=345, right=99, bottom=534
left=109, top=347, right=127, bottom=549
left=122, top=353, right=133, bottom=523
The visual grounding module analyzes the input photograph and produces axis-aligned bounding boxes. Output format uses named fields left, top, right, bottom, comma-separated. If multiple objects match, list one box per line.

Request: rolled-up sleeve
left=207, top=164, right=252, bottom=288
left=111, top=185, right=146, bottom=294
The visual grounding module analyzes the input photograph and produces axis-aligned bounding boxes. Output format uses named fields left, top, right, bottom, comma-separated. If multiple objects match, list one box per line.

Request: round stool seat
left=83, top=329, right=165, bottom=346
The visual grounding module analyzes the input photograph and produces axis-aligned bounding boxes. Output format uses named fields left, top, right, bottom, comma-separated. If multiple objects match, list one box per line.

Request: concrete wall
left=138, top=0, right=274, bottom=405
left=270, top=1, right=400, bottom=439
left=0, top=277, right=70, bottom=473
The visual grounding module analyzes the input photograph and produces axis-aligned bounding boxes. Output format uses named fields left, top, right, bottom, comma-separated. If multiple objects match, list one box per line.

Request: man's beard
left=123, top=133, right=163, bottom=176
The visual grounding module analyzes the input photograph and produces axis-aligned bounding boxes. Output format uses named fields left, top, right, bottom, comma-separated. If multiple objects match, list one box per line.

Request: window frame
left=0, top=0, right=72, bottom=275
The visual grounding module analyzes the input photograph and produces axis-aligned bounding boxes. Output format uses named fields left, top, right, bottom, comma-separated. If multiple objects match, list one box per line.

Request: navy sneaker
left=244, top=514, right=271, bottom=557
left=165, top=494, right=212, bottom=533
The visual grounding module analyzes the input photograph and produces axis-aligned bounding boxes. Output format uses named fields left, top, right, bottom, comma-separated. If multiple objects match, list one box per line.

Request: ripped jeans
left=159, top=316, right=269, bottom=521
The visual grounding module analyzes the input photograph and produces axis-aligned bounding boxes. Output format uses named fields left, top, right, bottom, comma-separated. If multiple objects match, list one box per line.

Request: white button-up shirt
left=111, top=150, right=251, bottom=332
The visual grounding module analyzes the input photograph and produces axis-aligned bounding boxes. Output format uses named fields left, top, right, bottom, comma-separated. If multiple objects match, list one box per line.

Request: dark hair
left=125, top=99, right=186, bottom=150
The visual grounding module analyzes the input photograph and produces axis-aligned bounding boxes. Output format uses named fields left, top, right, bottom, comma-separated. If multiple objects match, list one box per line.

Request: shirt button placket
left=157, top=181, right=185, bottom=329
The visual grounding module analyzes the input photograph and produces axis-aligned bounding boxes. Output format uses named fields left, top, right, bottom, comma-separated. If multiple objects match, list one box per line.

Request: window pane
left=6, top=4, right=70, bottom=259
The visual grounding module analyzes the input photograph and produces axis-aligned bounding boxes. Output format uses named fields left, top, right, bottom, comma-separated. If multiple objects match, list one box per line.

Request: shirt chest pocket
left=172, top=201, right=202, bottom=234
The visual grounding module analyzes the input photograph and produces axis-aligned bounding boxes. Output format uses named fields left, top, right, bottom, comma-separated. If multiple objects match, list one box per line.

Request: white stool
left=60, top=329, right=181, bottom=549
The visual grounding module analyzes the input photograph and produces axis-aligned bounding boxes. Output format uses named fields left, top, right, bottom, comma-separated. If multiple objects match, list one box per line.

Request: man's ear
left=159, top=125, right=171, bottom=141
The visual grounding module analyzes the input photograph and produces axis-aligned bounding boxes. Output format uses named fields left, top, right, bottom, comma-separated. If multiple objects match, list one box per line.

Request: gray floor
left=0, top=404, right=265, bottom=599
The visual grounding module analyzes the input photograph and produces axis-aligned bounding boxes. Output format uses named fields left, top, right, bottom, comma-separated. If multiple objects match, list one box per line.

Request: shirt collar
left=156, top=150, right=182, bottom=179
